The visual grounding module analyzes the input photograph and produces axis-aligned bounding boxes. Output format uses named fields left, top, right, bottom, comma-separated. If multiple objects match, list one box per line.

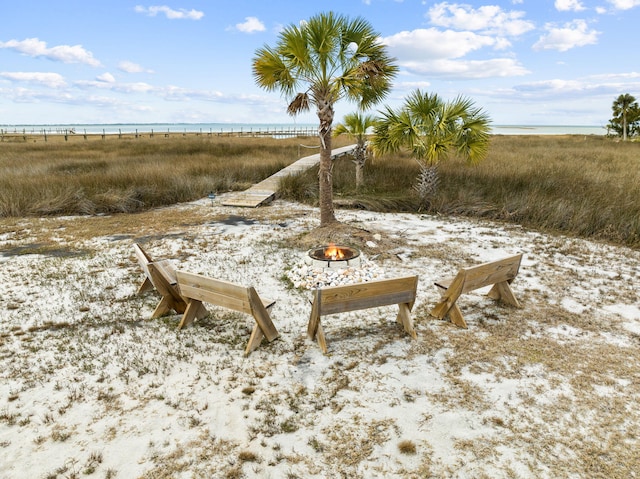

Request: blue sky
left=1, top=0, right=638, bottom=127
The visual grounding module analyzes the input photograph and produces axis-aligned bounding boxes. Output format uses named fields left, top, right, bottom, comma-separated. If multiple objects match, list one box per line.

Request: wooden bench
left=430, top=254, right=523, bottom=329
left=133, top=243, right=207, bottom=321
left=307, top=275, right=419, bottom=354
left=175, top=271, right=280, bottom=355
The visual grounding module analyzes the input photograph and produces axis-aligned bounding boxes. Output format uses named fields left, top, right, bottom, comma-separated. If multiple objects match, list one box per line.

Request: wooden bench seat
left=430, top=254, right=523, bottom=328
left=176, top=270, right=279, bottom=355
left=307, top=275, right=419, bottom=354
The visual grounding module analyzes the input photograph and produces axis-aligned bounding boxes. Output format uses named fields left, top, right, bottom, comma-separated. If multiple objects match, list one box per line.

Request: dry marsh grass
left=0, top=135, right=348, bottom=217
left=1, top=133, right=638, bottom=247
left=287, top=134, right=640, bottom=248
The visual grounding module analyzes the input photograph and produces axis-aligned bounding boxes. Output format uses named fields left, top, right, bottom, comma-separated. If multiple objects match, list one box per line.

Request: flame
left=323, top=243, right=345, bottom=260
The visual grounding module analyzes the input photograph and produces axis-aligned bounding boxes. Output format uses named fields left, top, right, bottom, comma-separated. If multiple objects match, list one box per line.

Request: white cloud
left=74, top=79, right=155, bottom=93
left=134, top=5, right=204, bottom=20
left=589, top=71, right=640, bottom=81
left=427, top=2, right=535, bottom=36
left=235, top=17, right=266, bottom=33
left=6, top=89, right=75, bottom=104
left=403, top=57, right=530, bottom=78
left=394, top=81, right=432, bottom=91
left=533, top=20, right=600, bottom=52
left=508, top=74, right=640, bottom=101
left=118, top=61, right=154, bottom=74
left=383, top=28, right=496, bottom=60
left=383, top=26, right=530, bottom=78
left=555, top=0, right=586, bottom=11
left=96, top=73, right=115, bottom=83
left=516, top=78, right=585, bottom=94
left=0, top=71, right=66, bottom=88
left=0, top=38, right=101, bottom=67
left=606, top=0, right=640, bottom=9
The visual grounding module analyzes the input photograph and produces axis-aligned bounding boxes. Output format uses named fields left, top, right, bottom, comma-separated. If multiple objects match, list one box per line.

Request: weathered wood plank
left=175, top=270, right=279, bottom=355
left=307, top=275, right=419, bottom=353
left=430, top=254, right=523, bottom=328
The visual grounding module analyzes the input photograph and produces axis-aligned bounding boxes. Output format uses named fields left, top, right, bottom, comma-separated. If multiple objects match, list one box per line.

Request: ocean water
left=0, top=122, right=606, bottom=136
left=491, top=125, right=606, bottom=135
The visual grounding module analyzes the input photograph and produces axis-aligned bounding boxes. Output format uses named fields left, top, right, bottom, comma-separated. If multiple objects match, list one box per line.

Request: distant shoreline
left=0, top=123, right=606, bottom=136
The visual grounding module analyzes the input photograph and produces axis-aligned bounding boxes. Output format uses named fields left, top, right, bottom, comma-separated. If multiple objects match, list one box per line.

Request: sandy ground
left=1, top=195, right=639, bottom=478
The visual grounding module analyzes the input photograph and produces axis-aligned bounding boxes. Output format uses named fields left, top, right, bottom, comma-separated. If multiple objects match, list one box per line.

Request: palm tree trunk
left=355, top=161, right=364, bottom=190
left=317, top=100, right=337, bottom=226
left=353, top=142, right=366, bottom=190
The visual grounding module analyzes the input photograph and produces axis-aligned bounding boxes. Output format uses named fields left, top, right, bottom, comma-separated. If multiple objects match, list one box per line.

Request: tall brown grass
left=0, top=135, right=329, bottom=216
left=435, top=135, right=640, bottom=247
left=282, top=134, right=640, bottom=248
left=1, top=133, right=638, bottom=248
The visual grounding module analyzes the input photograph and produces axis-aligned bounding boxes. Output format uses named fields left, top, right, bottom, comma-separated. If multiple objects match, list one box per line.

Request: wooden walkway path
left=222, top=144, right=356, bottom=207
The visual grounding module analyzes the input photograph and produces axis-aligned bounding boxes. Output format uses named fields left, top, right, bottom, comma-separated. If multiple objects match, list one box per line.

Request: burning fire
left=323, top=243, right=345, bottom=260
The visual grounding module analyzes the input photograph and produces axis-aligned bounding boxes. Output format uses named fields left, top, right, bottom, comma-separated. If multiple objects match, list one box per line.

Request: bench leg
left=307, top=300, right=328, bottom=353
left=151, top=292, right=188, bottom=319
left=397, top=302, right=417, bottom=339
left=487, top=281, right=520, bottom=308
left=137, top=277, right=154, bottom=295
left=178, top=299, right=204, bottom=329
left=248, top=288, right=279, bottom=342
left=307, top=299, right=321, bottom=341
left=448, top=304, right=467, bottom=329
left=316, top=321, right=328, bottom=354
left=151, top=296, right=173, bottom=319
left=245, top=324, right=266, bottom=356
left=431, top=287, right=467, bottom=329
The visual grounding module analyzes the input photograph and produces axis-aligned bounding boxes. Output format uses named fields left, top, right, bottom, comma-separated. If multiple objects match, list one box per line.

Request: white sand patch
left=561, top=297, right=587, bottom=314
left=604, top=304, right=640, bottom=335
left=1, top=195, right=639, bottom=478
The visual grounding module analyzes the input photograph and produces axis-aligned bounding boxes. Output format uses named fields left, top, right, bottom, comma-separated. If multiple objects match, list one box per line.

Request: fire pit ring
left=306, top=244, right=361, bottom=269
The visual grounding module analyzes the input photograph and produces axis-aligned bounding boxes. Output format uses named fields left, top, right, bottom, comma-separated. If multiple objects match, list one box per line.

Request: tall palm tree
left=333, top=112, right=377, bottom=190
left=252, top=12, right=398, bottom=226
left=372, top=89, right=491, bottom=207
left=612, top=93, right=638, bottom=141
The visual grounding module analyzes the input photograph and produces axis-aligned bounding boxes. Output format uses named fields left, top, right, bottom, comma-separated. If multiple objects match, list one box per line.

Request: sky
left=1, top=0, right=639, bottom=127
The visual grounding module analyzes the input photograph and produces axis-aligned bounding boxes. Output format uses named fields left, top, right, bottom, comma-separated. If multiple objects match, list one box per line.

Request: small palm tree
left=372, top=89, right=491, bottom=208
left=611, top=93, right=639, bottom=141
left=252, top=12, right=398, bottom=226
left=333, top=112, right=377, bottom=190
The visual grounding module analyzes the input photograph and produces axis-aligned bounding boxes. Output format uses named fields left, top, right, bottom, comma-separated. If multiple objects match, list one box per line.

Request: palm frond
left=287, top=93, right=311, bottom=116
left=372, top=88, right=492, bottom=166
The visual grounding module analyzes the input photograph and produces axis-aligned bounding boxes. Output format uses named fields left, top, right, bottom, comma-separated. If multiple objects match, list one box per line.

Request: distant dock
left=0, top=126, right=319, bottom=143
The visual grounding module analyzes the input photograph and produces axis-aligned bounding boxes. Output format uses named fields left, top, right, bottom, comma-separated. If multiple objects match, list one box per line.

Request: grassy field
left=1, top=133, right=638, bottom=248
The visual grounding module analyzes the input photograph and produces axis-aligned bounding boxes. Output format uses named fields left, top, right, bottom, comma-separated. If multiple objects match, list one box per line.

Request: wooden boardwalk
left=222, top=144, right=356, bottom=207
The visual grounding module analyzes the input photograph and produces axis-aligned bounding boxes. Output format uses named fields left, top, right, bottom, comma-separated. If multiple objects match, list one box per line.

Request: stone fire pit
left=287, top=244, right=385, bottom=290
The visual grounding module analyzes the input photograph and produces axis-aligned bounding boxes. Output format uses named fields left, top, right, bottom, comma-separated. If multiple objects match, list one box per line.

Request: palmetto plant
left=333, top=112, right=377, bottom=190
left=611, top=93, right=639, bottom=141
left=252, top=12, right=398, bottom=226
left=372, top=89, right=491, bottom=207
